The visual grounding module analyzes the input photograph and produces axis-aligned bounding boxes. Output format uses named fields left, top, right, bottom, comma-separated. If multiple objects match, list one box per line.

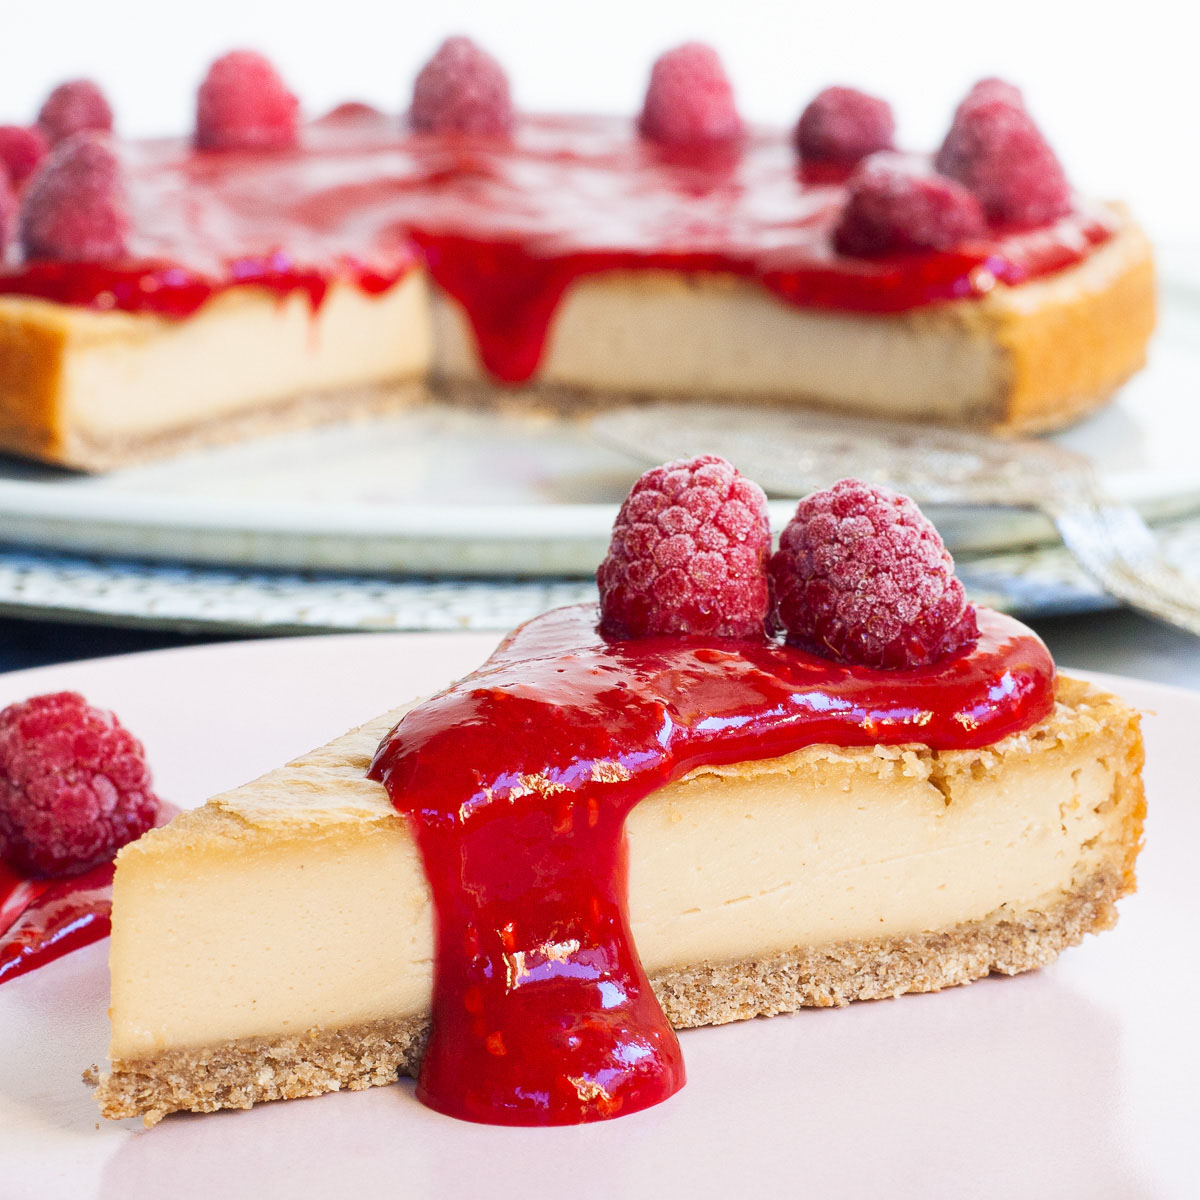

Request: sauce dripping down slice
left=368, top=603, right=1054, bottom=1124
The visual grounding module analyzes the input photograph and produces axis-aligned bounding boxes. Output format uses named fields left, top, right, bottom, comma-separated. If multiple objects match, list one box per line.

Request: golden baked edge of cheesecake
left=91, top=674, right=1145, bottom=1126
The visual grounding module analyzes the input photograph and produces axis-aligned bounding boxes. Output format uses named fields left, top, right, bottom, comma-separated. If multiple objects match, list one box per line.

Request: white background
left=0, top=0, right=1195, bottom=254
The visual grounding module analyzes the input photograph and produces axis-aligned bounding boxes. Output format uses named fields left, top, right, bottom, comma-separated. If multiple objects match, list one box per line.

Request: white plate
left=0, top=634, right=1194, bottom=1199
left=0, top=289, right=1197, bottom=576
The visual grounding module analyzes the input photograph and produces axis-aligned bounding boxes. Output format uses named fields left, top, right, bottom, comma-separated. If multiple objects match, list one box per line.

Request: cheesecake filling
left=367, top=603, right=1054, bottom=1125
left=0, top=113, right=1116, bottom=388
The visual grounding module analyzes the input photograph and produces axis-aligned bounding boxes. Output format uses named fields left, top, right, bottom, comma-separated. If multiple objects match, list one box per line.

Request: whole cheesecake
left=89, top=465, right=1146, bottom=1127
left=0, top=47, right=1156, bottom=470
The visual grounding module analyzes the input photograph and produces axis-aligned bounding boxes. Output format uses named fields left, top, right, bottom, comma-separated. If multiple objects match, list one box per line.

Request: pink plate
left=0, top=632, right=1193, bottom=1199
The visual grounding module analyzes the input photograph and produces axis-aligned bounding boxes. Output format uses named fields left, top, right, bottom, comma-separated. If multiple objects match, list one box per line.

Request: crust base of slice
left=93, top=861, right=1126, bottom=1127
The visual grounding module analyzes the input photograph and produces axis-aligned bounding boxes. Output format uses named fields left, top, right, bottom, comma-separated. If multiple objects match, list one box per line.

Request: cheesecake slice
left=94, top=670, right=1143, bottom=1126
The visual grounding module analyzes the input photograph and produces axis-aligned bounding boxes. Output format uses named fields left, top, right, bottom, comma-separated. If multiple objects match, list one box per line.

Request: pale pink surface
left=0, top=632, right=1191, bottom=1199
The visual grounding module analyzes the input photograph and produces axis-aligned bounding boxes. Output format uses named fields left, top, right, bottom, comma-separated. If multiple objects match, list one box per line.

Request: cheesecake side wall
left=0, top=273, right=434, bottom=470
left=432, top=270, right=1008, bottom=424
left=104, top=678, right=1144, bottom=1065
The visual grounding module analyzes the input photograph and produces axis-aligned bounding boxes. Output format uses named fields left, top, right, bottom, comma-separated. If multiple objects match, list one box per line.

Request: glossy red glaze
left=0, top=858, right=113, bottom=984
left=0, top=801, right=178, bottom=986
left=0, top=113, right=1114, bottom=382
left=368, top=603, right=1055, bottom=1125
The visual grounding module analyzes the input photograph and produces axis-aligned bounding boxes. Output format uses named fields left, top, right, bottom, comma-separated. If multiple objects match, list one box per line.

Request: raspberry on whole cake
left=795, top=86, right=895, bottom=165
left=194, top=50, right=300, bottom=151
left=36, top=79, right=113, bottom=145
left=409, top=36, right=515, bottom=136
left=834, top=154, right=985, bottom=256
left=18, top=130, right=130, bottom=262
left=637, top=42, right=743, bottom=145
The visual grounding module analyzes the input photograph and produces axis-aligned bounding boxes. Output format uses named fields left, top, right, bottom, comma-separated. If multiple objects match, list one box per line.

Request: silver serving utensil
left=591, top=403, right=1200, bottom=637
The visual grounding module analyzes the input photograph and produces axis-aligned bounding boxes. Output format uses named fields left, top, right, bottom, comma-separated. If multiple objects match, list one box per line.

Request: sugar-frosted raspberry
left=598, top=455, right=770, bottom=639
left=638, top=43, right=743, bottom=146
left=410, top=37, right=514, bottom=136
left=19, top=131, right=131, bottom=262
left=795, top=86, right=895, bottom=165
left=0, top=126, right=49, bottom=186
left=769, top=479, right=978, bottom=669
left=935, top=81, right=1070, bottom=227
left=36, top=80, right=114, bottom=145
left=195, top=50, right=300, bottom=151
left=834, top=153, right=984, bottom=256
left=0, top=692, right=160, bottom=877
left=952, top=77, right=1026, bottom=120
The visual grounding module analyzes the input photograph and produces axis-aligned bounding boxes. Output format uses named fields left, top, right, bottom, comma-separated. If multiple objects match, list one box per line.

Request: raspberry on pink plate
left=0, top=125, right=49, bottom=187
left=935, top=79, right=1071, bottom=228
left=19, top=131, right=131, bottom=262
left=597, top=455, right=770, bottom=640
left=0, top=692, right=160, bottom=878
left=834, top=153, right=985, bottom=256
left=795, top=86, right=894, bottom=166
left=410, top=36, right=514, bottom=136
left=769, top=478, right=978, bottom=669
left=195, top=50, right=300, bottom=151
left=638, top=43, right=743, bottom=146
left=36, top=79, right=114, bottom=145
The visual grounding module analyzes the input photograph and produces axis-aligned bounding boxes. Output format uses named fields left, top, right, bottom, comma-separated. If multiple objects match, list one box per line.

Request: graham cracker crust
left=92, top=864, right=1125, bottom=1127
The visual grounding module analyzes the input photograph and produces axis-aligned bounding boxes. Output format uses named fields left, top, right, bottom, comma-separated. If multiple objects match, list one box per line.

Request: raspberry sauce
left=0, top=112, right=1114, bottom=382
left=0, top=802, right=176, bottom=986
left=368, top=603, right=1054, bottom=1126
left=0, top=859, right=114, bottom=984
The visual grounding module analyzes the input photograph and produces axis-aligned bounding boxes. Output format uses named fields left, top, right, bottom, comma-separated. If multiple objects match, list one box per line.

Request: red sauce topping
left=0, top=859, right=114, bottom=985
left=368, top=603, right=1054, bottom=1125
left=0, top=802, right=178, bottom=986
left=0, top=112, right=1115, bottom=382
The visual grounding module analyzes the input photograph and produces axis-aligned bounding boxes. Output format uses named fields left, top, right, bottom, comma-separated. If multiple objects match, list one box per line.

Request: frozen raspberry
left=195, top=50, right=300, bottom=151
left=834, top=153, right=984, bottom=256
left=769, top=479, right=978, bottom=669
left=0, top=126, right=49, bottom=187
left=952, top=77, right=1025, bottom=120
left=597, top=455, right=770, bottom=640
left=19, top=131, right=131, bottom=262
left=935, top=82, right=1070, bottom=227
left=0, top=692, right=160, bottom=877
left=638, top=43, right=743, bottom=146
left=410, top=37, right=514, bottom=136
left=36, top=79, right=114, bottom=145
left=795, top=86, right=895, bottom=165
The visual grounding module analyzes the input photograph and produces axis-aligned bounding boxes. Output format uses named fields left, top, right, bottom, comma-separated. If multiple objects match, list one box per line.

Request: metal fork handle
left=1046, top=492, right=1200, bottom=637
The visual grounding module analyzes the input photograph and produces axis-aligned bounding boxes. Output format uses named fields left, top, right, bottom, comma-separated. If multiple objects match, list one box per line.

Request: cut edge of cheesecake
left=0, top=214, right=1156, bottom=471
left=432, top=215, right=1154, bottom=433
left=91, top=674, right=1145, bottom=1127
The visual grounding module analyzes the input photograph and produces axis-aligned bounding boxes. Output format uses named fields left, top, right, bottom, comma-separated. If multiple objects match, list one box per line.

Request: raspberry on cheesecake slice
left=0, top=48, right=1155, bottom=469
left=92, top=462, right=1144, bottom=1126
